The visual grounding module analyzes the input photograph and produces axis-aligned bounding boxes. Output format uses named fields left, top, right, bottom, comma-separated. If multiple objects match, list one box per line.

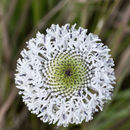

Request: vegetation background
left=0, top=0, right=130, bottom=130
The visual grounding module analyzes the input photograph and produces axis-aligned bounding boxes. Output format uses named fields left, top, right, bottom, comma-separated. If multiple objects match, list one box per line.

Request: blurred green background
left=0, top=0, right=130, bottom=130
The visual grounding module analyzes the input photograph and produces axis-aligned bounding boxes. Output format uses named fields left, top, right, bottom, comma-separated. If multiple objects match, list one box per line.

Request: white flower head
left=15, top=24, right=116, bottom=127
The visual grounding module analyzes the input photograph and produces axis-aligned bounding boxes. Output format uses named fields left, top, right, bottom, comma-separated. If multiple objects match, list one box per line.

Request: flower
left=15, top=24, right=115, bottom=127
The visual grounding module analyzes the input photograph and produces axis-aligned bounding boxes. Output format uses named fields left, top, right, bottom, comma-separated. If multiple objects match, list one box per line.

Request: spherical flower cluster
left=15, top=24, right=115, bottom=127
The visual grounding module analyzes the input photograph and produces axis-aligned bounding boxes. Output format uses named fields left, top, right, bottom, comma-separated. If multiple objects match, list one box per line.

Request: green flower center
left=46, top=51, right=88, bottom=95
